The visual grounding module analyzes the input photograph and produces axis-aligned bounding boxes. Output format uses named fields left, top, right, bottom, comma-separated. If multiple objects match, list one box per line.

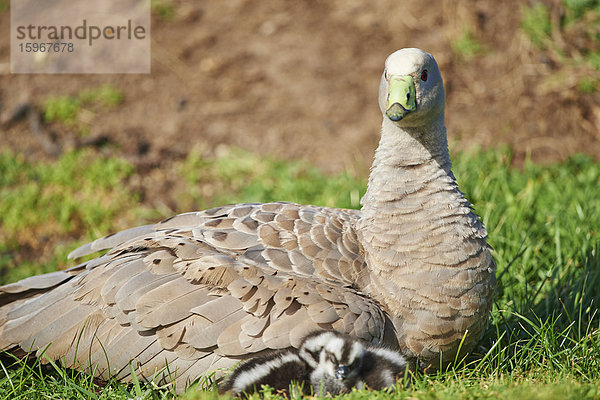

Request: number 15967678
left=19, top=42, right=74, bottom=53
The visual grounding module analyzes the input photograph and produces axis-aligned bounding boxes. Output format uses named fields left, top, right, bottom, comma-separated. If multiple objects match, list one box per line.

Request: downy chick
left=219, top=349, right=309, bottom=396
left=221, top=331, right=406, bottom=397
left=300, top=331, right=406, bottom=395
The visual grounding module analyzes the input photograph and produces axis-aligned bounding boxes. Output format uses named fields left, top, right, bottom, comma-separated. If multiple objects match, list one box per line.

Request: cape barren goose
left=0, top=48, right=496, bottom=391
left=221, top=330, right=406, bottom=396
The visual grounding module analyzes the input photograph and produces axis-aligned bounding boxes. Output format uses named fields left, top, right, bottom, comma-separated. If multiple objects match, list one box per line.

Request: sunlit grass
left=177, top=147, right=366, bottom=211
left=520, top=1, right=600, bottom=92
left=43, top=84, right=124, bottom=135
left=0, top=149, right=140, bottom=283
left=1, top=146, right=600, bottom=398
left=451, top=30, right=485, bottom=61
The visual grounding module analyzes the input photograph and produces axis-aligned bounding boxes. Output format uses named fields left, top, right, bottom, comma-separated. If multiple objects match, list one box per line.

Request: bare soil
left=1, top=0, right=599, bottom=208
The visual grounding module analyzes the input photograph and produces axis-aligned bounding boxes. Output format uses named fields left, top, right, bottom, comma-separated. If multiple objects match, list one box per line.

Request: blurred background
left=0, top=0, right=599, bottom=281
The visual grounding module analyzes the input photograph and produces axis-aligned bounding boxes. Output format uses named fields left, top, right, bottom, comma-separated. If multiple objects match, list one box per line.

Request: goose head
left=378, top=48, right=445, bottom=128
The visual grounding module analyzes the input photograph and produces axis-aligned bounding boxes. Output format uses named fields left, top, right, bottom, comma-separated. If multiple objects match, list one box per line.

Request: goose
left=221, top=330, right=406, bottom=396
left=219, top=348, right=308, bottom=397
left=301, top=330, right=406, bottom=395
left=0, top=48, right=496, bottom=391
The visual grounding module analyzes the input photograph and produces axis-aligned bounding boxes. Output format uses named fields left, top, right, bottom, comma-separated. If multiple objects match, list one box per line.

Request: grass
left=521, top=3, right=552, bottom=50
left=0, top=351, right=181, bottom=399
left=151, top=0, right=175, bottom=20
left=0, top=149, right=141, bottom=283
left=43, top=84, right=124, bottom=135
left=521, top=1, right=600, bottom=92
left=452, top=30, right=485, bottom=61
left=177, top=147, right=365, bottom=211
left=1, top=147, right=600, bottom=399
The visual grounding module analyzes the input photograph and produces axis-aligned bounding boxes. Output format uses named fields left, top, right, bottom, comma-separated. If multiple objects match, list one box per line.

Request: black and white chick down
left=220, top=331, right=406, bottom=397
left=219, top=348, right=309, bottom=396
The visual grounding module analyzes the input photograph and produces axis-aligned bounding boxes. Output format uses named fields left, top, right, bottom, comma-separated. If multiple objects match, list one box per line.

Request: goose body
left=0, top=48, right=495, bottom=391
left=221, top=330, right=406, bottom=396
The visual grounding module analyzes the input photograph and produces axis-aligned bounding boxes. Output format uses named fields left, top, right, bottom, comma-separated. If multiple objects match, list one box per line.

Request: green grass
left=521, top=3, right=552, bottom=50
left=578, top=77, right=599, bottom=93
left=43, top=84, right=124, bottom=135
left=1, top=147, right=600, bottom=399
left=177, top=148, right=365, bottom=211
left=0, top=149, right=140, bottom=283
left=452, top=30, right=485, bottom=61
left=151, top=0, right=175, bottom=20
left=0, top=351, right=181, bottom=399
left=521, top=1, right=600, bottom=91
left=562, top=0, right=600, bottom=22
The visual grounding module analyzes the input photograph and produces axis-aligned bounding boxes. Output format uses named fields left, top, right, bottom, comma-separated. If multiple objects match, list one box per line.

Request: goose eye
left=421, top=69, right=428, bottom=82
left=384, top=70, right=390, bottom=80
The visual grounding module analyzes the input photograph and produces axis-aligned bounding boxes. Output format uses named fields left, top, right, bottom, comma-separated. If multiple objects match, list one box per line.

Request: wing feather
left=0, top=202, right=381, bottom=393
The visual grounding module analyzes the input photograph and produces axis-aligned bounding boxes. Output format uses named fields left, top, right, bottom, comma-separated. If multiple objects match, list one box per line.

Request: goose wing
left=0, top=202, right=385, bottom=388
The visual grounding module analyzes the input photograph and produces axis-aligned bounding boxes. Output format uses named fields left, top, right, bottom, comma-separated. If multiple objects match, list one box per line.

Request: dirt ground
left=1, top=0, right=599, bottom=198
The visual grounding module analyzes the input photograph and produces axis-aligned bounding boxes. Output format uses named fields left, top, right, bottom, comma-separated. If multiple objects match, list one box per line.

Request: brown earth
left=1, top=0, right=599, bottom=209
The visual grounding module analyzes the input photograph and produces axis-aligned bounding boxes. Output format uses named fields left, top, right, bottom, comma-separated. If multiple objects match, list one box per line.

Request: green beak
left=386, top=75, right=416, bottom=121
